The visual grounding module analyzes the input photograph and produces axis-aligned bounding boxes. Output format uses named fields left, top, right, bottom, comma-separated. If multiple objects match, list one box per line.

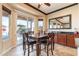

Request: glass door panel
left=17, top=19, right=27, bottom=45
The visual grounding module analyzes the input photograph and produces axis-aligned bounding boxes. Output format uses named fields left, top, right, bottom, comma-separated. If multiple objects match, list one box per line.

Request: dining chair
left=23, top=33, right=36, bottom=56
left=39, top=32, right=55, bottom=56
left=46, top=32, right=55, bottom=56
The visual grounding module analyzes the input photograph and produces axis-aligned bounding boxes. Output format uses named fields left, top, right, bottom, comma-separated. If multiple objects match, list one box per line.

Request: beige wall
left=34, top=16, right=38, bottom=34
left=43, top=15, right=48, bottom=31
left=0, top=4, right=17, bottom=55
left=0, top=4, right=2, bottom=54
left=47, top=4, right=79, bottom=32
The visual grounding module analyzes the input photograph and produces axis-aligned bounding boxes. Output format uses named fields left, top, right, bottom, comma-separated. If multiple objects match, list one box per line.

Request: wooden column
left=34, top=16, right=38, bottom=34
left=43, top=15, right=47, bottom=31
left=10, top=10, right=17, bottom=47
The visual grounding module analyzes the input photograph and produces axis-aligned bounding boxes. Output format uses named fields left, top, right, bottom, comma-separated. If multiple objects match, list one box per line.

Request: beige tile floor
left=3, top=44, right=77, bottom=56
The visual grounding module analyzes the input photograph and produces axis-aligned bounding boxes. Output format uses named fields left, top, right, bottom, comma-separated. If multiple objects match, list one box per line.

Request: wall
left=47, top=4, right=79, bottom=32
left=0, top=4, right=17, bottom=55
left=0, top=4, right=2, bottom=54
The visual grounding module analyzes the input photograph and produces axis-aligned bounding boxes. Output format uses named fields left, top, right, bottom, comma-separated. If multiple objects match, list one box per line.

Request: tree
left=17, top=25, right=27, bottom=35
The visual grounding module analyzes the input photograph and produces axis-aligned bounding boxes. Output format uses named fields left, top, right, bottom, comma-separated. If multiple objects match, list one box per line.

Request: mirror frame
left=49, top=14, right=72, bottom=29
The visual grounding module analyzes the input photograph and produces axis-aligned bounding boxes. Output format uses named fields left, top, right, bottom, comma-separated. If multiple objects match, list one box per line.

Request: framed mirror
left=49, top=14, right=71, bottom=29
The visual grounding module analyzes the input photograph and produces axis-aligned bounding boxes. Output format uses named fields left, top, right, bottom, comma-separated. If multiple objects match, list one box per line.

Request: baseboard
left=0, top=46, right=14, bottom=56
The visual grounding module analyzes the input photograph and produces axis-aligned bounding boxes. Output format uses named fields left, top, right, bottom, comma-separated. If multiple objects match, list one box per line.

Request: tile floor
left=3, top=44, right=77, bottom=56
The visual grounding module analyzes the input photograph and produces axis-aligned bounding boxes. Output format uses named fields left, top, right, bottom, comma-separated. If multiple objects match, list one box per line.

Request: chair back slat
left=48, top=33, right=55, bottom=42
left=23, top=33, right=28, bottom=43
left=48, top=33, right=55, bottom=39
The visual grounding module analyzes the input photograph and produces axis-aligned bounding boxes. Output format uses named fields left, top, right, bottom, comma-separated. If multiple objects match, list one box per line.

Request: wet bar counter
left=51, top=32, right=79, bottom=48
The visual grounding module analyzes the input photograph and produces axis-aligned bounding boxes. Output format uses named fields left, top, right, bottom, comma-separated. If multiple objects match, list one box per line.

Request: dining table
left=28, top=34, right=48, bottom=56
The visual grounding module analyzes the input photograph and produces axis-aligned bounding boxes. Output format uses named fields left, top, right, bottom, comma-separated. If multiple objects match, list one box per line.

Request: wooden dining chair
left=46, top=32, right=55, bottom=56
left=23, top=33, right=36, bottom=56
left=39, top=32, right=55, bottom=56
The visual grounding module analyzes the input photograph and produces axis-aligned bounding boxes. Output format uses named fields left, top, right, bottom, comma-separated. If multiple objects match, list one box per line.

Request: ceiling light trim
left=24, top=3, right=78, bottom=15
left=24, top=3, right=47, bottom=15
left=47, top=3, right=78, bottom=15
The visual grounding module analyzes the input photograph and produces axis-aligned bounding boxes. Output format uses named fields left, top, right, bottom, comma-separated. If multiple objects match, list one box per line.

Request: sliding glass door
left=17, top=19, right=27, bottom=45
left=16, top=17, right=34, bottom=45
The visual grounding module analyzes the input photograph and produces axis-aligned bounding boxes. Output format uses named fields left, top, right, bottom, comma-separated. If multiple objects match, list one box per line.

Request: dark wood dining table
left=28, top=34, right=48, bottom=56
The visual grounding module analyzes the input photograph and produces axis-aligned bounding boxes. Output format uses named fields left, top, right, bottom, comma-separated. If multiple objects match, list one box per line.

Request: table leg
left=53, top=41, right=54, bottom=50
left=36, top=38, right=40, bottom=56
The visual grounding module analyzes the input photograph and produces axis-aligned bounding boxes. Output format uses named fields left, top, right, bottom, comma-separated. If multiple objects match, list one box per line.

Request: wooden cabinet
left=55, top=33, right=77, bottom=48
left=57, top=34, right=66, bottom=45
left=74, top=34, right=79, bottom=38
left=66, top=34, right=76, bottom=48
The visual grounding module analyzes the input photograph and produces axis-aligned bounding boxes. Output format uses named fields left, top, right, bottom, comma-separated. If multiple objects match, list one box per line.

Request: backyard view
left=17, top=20, right=27, bottom=45
left=16, top=19, right=34, bottom=45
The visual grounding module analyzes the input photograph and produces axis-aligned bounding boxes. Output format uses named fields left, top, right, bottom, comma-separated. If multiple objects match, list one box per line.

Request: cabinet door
left=67, top=34, right=75, bottom=47
left=74, top=34, right=79, bottom=38
left=57, top=34, right=66, bottom=45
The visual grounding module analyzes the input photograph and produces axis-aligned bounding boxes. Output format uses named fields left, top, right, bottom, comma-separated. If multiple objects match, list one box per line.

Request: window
left=27, top=18, right=34, bottom=31
left=28, top=20, right=32, bottom=29
left=2, top=10, right=10, bottom=40
left=16, top=17, right=34, bottom=45
left=38, top=19, right=43, bottom=29
left=17, top=19, right=27, bottom=45
left=17, top=17, right=34, bottom=33
left=32, top=21, right=34, bottom=31
left=17, top=19, right=28, bottom=33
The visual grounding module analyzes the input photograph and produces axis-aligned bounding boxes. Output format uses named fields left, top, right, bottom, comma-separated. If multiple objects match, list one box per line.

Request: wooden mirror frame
left=49, top=14, right=72, bottom=29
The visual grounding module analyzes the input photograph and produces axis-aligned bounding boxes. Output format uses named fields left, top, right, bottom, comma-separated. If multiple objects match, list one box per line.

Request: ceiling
left=25, top=3, right=77, bottom=15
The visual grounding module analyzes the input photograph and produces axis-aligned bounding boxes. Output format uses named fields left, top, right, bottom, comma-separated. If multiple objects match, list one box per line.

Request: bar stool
left=46, top=33, right=55, bottom=56
left=23, top=33, right=36, bottom=56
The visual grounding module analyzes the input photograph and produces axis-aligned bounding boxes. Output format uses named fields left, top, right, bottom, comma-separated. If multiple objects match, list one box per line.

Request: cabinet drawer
left=67, top=34, right=75, bottom=47
left=57, top=34, right=66, bottom=45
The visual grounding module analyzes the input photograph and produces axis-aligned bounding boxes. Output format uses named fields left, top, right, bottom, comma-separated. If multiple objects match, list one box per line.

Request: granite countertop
left=48, top=31, right=74, bottom=34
